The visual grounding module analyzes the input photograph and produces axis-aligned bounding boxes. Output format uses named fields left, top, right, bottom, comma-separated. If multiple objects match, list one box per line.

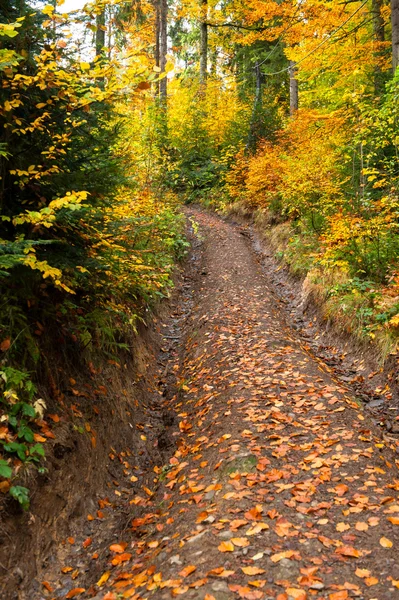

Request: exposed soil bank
left=0, top=219, right=202, bottom=600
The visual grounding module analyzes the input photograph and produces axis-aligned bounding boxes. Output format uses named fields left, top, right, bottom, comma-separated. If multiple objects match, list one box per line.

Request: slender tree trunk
left=392, top=0, right=399, bottom=71
left=159, top=0, right=168, bottom=101
left=372, top=0, right=385, bottom=92
left=200, top=0, right=208, bottom=85
left=289, top=61, right=298, bottom=116
left=96, top=11, right=106, bottom=56
left=107, top=5, right=112, bottom=61
left=154, top=0, right=160, bottom=96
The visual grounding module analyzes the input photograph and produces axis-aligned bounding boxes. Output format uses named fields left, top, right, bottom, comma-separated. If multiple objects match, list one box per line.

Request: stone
left=212, top=581, right=230, bottom=593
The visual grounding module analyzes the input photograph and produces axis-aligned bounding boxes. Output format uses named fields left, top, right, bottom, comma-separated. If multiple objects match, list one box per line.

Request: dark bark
left=95, top=10, right=106, bottom=56
left=372, top=0, right=385, bottom=92
left=159, top=0, right=168, bottom=101
left=154, top=0, right=160, bottom=96
left=289, top=61, right=298, bottom=116
left=200, top=0, right=208, bottom=84
left=392, top=0, right=399, bottom=71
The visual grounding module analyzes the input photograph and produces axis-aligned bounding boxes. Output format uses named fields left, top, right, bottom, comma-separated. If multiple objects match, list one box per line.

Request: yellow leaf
left=380, top=536, right=393, bottom=548
left=80, top=62, right=91, bottom=71
left=218, top=541, right=234, bottom=552
left=96, top=571, right=110, bottom=587
left=41, top=4, right=55, bottom=14
left=231, top=537, right=250, bottom=547
left=241, top=567, right=265, bottom=575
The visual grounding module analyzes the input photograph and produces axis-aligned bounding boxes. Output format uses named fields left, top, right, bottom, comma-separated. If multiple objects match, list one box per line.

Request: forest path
left=43, top=209, right=399, bottom=600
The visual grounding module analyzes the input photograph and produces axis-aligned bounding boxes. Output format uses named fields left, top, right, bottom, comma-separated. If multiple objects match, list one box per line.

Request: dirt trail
left=36, top=209, right=399, bottom=600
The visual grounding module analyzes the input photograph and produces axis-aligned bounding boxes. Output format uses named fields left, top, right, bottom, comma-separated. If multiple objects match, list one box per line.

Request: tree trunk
left=154, top=0, right=160, bottom=96
left=289, top=61, right=298, bottom=116
left=200, top=0, right=208, bottom=84
left=372, top=0, right=385, bottom=92
left=392, top=0, right=399, bottom=71
left=96, top=10, right=106, bottom=56
left=159, top=0, right=168, bottom=101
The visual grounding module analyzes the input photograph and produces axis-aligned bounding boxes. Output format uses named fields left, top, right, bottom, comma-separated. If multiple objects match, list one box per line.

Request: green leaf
left=0, top=459, right=12, bottom=478
left=3, top=441, right=28, bottom=461
left=17, top=423, right=34, bottom=443
left=29, top=443, right=45, bottom=458
left=21, top=403, right=36, bottom=418
left=9, top=485, right=30, bottom=510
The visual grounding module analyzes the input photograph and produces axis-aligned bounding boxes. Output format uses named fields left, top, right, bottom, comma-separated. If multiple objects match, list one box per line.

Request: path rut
left=40, top=209, right=399, bottom=600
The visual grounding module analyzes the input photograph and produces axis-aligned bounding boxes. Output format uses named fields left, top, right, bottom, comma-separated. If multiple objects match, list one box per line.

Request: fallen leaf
left=42, top=581, right=53, bottom=592
left=335, top=546, right=361, bottom=558
left=109, top=543, right=127, bottom=553
left=355, top=568, right=370, bottom=578
left=96, top=571, right=110, bottom=587
left=329, top=592, right=348, bottom=600
left=286, top=589, right=306, bottom=600
left=218, top=541, right=234, bottom=552
left=66, top=589, right=85, bottom=599
left=179, top=565, right=197, bottom=578
left=380, top=536, right=393, bottom=548
left=231, top=537, right=250, bottom=547
left=271, top=550, right=297, bottom=562
left=241, top=567, right=266, bottom=575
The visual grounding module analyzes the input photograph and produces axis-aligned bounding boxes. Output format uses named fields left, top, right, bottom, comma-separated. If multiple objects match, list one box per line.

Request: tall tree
left=289, top=61, right=298, bottom=115
left=371, top=0, right=385, bottom=92
left=392, top=0, right=399, bottom=70
left=159, top=0, right=168, bottom=100
left=200, top=0, right=208, bottom=84
left=96, top=9, right=106, bottom=56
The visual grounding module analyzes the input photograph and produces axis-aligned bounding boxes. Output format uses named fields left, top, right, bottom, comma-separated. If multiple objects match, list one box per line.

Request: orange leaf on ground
left=179, top=565, right=197, bottom=578
left=218, top=541, right=234, bottom=552
left=42, top=581, right=53, bottom=592
left=380, top=536, right=393, bottom=548
left=271, top=550, right=297, bottom=562
left=286, top=589, right=306, bottom=600
left=82, top=537, right=92, bottom=548
left=171, top=586, right=189, bottom=596
left=335, top=546, right=361, bottom=558
left=111, top=552, right=132, bottom=565
left=66, top=589, right=85, bottom=599
left=329, top=592, right=348, bottom=600
left=231, top=537, right=250, bottom=547
left=241, top=567, right=266, bottom=575
left=355, top=568, right=370, bottom=578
